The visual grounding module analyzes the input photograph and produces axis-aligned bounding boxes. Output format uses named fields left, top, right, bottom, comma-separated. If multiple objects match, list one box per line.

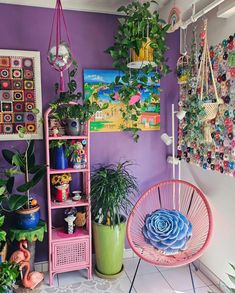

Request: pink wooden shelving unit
left=44, top=106, right=92, bottom=286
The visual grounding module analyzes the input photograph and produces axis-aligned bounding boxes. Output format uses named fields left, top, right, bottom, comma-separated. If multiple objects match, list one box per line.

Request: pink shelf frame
left=49, top=135, right=88, bottom=140
left=52, top=227, right=89, bottom=241
left=49, top=168, right=90, bottom=174
left=51, top=199, right=89, bottom=209
left=44, top=105, right=92, bottom=286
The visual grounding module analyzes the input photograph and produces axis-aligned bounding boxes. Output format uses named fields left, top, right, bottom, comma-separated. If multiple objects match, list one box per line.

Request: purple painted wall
left=0, top=4, right=179, bottom=262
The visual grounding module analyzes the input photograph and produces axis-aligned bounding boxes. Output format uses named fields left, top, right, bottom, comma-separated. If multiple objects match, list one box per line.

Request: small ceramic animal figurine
left=64, top=214, right=76, bottom=234
left=9, top=240, right=30, bottom=264
left=75, top=212, right=86, bottom=228
left=19, top=261, right=44, bottom=289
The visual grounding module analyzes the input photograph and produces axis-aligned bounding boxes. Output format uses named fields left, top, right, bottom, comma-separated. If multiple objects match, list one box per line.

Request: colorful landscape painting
left=84, top=69, right=160, bottom=132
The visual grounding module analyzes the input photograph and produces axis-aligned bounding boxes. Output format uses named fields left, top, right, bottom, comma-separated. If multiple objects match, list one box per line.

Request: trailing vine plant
left=106, top=1, right=170, bottom=141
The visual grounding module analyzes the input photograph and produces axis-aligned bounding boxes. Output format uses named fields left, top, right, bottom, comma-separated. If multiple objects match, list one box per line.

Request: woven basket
left=177, top=55, right=190, bottom=85
left=202, top=103, right=218, bottom=122
left=196, top=20, right=223, bottom=123
left=0, top=242, right=7, bottom=262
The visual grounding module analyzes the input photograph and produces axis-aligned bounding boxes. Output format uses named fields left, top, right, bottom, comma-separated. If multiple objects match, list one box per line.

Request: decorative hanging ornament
left=176, top=54, right=190, bottom=84
left=47, top=0, right=72, bottom=91
left=167, top=6, right=181, bottom=33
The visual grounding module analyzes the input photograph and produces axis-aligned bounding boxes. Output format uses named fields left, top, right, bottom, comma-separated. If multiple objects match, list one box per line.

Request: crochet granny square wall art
left=0, top=50, right=42, bottom=140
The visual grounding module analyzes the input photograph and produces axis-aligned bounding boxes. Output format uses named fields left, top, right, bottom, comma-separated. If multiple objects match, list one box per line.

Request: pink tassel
left=60, top=71, right=65, bottom=92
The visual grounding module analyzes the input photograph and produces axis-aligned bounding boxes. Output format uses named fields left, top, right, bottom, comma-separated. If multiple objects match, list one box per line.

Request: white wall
left=183, top=5, right=235, bottom=288
left=161, top=0, right=235, bottom=287
left=181, top=162, right=235, bottom=286
left=178, top=2, right=235, bottom=288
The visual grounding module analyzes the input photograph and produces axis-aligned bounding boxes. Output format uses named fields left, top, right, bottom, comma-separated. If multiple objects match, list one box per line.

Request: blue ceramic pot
left=16, top=206, right=40, bottom=230
left=53, top=146, right=68, bottom=170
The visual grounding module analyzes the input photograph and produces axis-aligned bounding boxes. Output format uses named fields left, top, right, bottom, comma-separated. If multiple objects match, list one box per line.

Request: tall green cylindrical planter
left=93, top=220, right=126, bottom=277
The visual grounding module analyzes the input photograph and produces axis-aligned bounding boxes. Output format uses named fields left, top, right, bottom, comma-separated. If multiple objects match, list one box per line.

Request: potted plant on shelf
left=51, top=173, right=72, bottom=202
left=2, top=140, right=45, bottom=230
left=65, top=141, right=87, bottom=169
left=106, top=1, right=170, bottom=141
left=91, top=161, right=139, bottom=278
left=50, top=61, right=106, bottom=136
left=0, top=261, right=19, bottom=293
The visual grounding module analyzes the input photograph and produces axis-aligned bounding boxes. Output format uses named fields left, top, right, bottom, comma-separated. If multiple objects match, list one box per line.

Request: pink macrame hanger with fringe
left=47, top=0, right=72, bottom=92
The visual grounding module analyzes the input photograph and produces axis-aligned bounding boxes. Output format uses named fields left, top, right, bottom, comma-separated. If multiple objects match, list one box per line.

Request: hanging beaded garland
left=178, top=30, right=235, bottom=177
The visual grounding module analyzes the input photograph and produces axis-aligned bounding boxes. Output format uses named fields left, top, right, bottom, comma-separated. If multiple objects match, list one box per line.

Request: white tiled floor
left=41, top=257, right=223, bottom=293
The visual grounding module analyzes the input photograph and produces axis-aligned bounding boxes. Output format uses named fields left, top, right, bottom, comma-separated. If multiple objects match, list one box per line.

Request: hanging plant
left=183, top=94, right=206, bottom=143
left=106, top=1, right=170, bottom=142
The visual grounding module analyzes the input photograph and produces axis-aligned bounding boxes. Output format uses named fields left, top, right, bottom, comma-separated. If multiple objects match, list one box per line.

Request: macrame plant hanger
left=195, top=19, right=223, bottom=142
left=47, top=0, right=72, bottom=92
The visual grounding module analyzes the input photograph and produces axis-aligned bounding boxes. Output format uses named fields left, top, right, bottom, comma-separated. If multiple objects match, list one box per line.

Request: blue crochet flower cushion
left=142, top=209, right=192, bottom=255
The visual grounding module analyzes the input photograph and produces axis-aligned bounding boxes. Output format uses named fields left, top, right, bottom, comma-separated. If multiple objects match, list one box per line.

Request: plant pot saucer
left=94, top=264, right=124, bottom=279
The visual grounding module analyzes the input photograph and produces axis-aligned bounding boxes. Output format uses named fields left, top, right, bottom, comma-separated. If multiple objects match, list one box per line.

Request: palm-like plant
left=225, top=264, right=235, bottom=293
left=91, top=161, right=139, bottom=226
left=208, top=264, right=235, bottom=293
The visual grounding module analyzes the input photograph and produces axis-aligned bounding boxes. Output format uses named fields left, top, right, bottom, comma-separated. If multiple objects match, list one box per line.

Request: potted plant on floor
left=0, top=169, right=28, bottom=261
left=106, top=1, right=170, bottom=141
left=0, top=262, right=19, bottom=293
left=91, top=161, right=139, bottom=278
left=2, top=140, right=45, bottom=230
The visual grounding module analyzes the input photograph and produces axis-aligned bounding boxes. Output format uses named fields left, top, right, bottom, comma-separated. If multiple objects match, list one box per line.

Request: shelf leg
left=88, top=266, right=92, bottom=280
left=49, top=271, right=53, bottom=286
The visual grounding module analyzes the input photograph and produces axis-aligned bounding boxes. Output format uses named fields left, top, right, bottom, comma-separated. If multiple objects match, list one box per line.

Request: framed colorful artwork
left=84, top=69, right=160, bottom=132
left=0, top=49, right=43, bottom=140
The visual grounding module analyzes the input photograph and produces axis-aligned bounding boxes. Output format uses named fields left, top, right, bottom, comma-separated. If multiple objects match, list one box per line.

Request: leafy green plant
left=0, top=262, right=19, bottom=293
left=0, top=215, right=6, bottom=251
left=0, top=170, right=25, bottom=214
left=106, top=1, right=170, bottom=141
left=91, top=161, right=139, bottom=226
left=0, top=169, right=29, bottom=253
left=51, top=61, right=107, bottom=122
left=225, top=264, right=235, bottom=293
left=49, top=140, right=67, bottom=149
left=182, top=94, right=206, bottom=142
left=208, top=263, right=235, bottom=293
left=2, top=140, right=45, bottom=210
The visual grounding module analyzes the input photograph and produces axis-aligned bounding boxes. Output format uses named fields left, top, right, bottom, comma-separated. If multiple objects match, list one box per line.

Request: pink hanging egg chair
left=127, top=179, right=213, bottom=292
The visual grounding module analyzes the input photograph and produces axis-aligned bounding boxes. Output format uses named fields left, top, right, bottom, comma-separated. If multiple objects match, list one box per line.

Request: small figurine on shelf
left=52, top=126, right=59, bottom=137
left=64, top=208, right=77, bottom=234
left=51, top=173, right=72, bottom=202
left=67, top=141, right=87, bottom=169
left=75, top=208, right=86, bottom=228
left=72, top=190, right=82, bottom=201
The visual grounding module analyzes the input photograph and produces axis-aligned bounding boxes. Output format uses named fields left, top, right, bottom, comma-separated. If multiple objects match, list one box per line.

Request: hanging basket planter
left=47, top=0, right=73, bottom=92
left=176, top=54, right=190, bottom=84
left=127, top=38, right=156, bottom=69
left=196, top=20, right=223, bottom=123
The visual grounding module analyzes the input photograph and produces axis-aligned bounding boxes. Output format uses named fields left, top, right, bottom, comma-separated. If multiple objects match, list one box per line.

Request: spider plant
left=91, top=161, right=139, bottom=226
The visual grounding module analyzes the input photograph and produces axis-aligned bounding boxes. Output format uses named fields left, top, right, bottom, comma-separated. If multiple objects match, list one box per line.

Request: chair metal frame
left=127, top=179, right=213, bottom=293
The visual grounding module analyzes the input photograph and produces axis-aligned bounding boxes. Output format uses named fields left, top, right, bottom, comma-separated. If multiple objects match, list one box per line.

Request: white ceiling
left=0, top=0, right=170, bottom=14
